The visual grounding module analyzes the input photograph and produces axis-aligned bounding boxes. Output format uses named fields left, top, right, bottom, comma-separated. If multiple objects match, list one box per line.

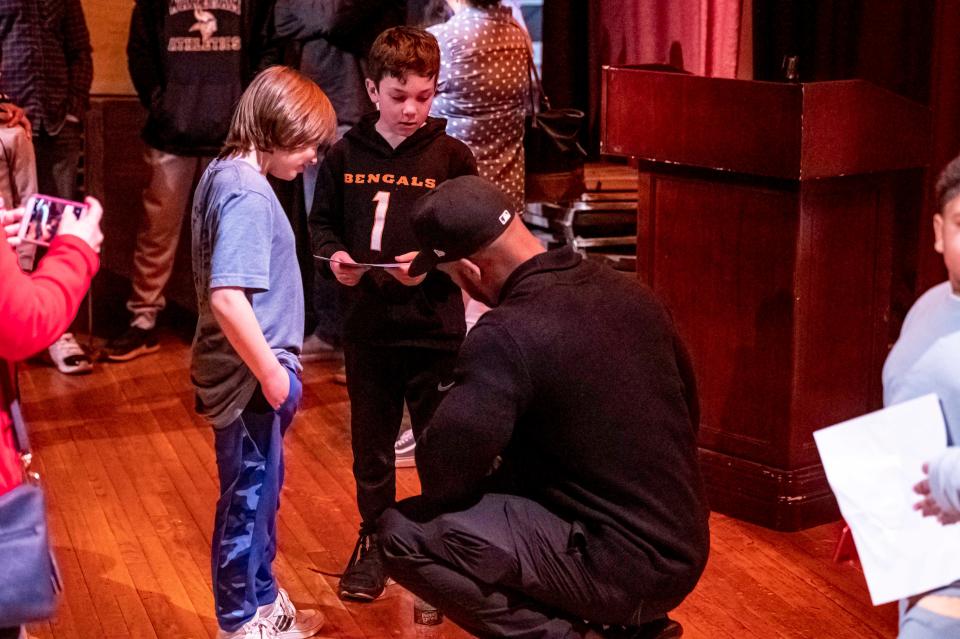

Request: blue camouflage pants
left=211, top=367, right=302, bottom=631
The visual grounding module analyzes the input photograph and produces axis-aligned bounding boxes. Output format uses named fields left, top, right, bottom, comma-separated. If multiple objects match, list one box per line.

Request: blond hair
left=220, top=66, right=336, bottom=159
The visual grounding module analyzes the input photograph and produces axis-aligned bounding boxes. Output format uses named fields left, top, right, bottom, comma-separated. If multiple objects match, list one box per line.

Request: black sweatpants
left=378, top=493, right=682, bottom=639
left=344, top=342, right=457, bottom=532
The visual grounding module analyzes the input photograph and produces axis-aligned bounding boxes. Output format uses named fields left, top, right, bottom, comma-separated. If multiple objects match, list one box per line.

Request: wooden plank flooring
left=16, top=330, right=898, bottom=638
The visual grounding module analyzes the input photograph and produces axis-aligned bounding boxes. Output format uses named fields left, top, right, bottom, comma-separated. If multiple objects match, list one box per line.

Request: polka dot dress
left=429, top=6, right=531, bottom=214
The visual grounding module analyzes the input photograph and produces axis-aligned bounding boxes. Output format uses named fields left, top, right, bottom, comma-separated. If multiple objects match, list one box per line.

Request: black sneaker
left=102, top=326, right=160, bottom=362
left=602, top=618, right=683, bottom=639
left=338, top=533, right=387, bottom=601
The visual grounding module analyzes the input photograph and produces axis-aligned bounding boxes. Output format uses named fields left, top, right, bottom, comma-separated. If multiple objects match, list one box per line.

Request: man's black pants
left=379, top=493, right=681, bottom=639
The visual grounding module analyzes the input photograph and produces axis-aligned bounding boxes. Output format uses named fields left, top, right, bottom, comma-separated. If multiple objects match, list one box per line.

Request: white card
left=814, top=393, right=957, bottom=605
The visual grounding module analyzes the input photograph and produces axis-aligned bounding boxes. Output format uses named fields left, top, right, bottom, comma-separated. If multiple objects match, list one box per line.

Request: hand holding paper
left=914, top=464, right=960, bottom=525
left=814, top=394, right=959, bottom=605
left=385, top=251, right=427, bottom=287
left=326, top=251, right=370, bottom=286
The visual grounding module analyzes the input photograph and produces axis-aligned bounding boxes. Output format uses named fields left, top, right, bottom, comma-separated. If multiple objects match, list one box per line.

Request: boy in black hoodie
left=309, top=26, right=477, bottom=602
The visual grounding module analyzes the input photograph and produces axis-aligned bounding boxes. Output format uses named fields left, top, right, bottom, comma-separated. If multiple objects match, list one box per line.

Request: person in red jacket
left=0, top=196, right=102, bottom=638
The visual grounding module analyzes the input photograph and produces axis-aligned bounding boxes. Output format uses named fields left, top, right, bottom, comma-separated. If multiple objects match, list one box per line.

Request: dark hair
left=409, top=0, right=450, bottom=28
left=936, top=155, right=960, bottom=211
left=467, top=0, right=501, bottom=7
left=220, top=66, right=336, bottom=159
left=367, top=26, right=440, bottom=85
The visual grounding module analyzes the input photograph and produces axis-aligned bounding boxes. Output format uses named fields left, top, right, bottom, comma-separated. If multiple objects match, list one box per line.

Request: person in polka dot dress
left=429, top=0, right=531, bottom=217
left=428, top=0, right=532, bottom=331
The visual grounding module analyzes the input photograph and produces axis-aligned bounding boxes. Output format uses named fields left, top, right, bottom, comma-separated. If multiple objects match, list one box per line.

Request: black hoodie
left=310, top=113, right=478, bottom=348
left=273, top=0, right=405, bottom=130
left=127, top=0, right=279, bottom=156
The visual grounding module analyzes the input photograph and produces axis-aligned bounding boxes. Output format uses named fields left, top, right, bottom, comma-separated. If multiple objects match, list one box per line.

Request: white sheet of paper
left=314, top=255, right=404, bottom=269
left=814, top=393, right=957, bottom=605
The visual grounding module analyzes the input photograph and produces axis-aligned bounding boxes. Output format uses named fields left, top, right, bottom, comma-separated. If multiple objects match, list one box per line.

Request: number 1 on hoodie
left=370, top=191, right=390, bottom=251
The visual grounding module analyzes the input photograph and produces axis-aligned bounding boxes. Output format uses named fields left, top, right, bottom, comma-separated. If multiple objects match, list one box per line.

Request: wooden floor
left=16, top=330, right=898, bottom=639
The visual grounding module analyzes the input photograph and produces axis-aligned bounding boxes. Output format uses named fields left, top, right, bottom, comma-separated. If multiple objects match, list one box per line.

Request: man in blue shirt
left=883, top=154, right=960, bottom=639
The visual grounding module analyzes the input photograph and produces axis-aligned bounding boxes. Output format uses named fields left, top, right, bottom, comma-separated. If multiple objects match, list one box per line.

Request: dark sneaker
left=394, top=428, right=416, bottom=468
left=338, top=533, right=387, bottom=601
left=103, top=326, right=160, bottom=362
left=600, top=618, right=683, bottom=639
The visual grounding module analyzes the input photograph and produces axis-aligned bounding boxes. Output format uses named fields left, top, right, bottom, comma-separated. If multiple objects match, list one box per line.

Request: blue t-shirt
left=883, top=280, right=960, bottom=443
left=190, top=157, right=304, bottom=428
left=884, top=280, right=960, bottom=635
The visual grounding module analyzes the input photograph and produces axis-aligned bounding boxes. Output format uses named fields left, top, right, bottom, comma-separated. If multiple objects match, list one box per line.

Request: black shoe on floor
left=598, top=618, right=683, bottom=639
left=338, top=533, right=386, bottom=601
left=103, top=326, right=160, bottom=362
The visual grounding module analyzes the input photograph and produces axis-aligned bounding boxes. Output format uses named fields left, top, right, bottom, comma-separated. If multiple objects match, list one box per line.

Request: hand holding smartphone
left=13, top=194, right=103, bottom=254
left=17, top=194, right=87, bottom=246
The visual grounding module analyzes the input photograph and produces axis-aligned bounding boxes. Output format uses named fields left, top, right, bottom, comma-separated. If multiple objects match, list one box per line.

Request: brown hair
left=220, top=66, right=336, bottom=159
left=367, top=26, right=441, bottom=86
left=937, top=154, right=960, bottom=211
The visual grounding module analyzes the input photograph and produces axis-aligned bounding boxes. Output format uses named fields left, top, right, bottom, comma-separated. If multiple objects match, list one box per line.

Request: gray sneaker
left=300, top=334, right=342, bottom=362
left=394, top=428, right=416, bottom=468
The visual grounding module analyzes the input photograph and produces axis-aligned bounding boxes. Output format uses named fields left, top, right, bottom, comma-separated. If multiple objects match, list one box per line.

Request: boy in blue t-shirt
left=883, top=154, right=960, bottom=639
left=191, top=66, right=336, bottom=639
left=309, top=26, right=477, bottom=602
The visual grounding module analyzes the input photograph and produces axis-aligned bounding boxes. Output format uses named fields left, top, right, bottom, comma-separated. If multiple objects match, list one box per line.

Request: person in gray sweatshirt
left=883, top=154, right=960, bottom=639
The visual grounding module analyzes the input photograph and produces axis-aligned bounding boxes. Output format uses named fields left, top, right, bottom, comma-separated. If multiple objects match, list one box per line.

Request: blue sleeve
left=929, top=448, right=960, bottom=516
left=210, top=190, right=274, bottom=291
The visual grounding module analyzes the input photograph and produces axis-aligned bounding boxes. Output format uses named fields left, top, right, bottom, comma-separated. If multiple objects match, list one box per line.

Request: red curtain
left=593, top=0, right=743, bottom=78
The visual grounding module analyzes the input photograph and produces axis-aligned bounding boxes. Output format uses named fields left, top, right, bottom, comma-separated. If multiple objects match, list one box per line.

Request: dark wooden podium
left=601, top=68, right=931, bottom=531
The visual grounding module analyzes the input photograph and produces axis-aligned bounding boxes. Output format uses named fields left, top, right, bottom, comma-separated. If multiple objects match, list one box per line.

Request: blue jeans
left=900, top=584, right=960, bottom=639
left=34, top=120, right=83, bottom=200
left=211, top=367, right=302, bottom=631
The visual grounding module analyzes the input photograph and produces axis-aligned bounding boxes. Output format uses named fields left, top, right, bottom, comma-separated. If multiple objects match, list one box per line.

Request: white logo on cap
left=499, top=210, right=511, bottom=225
left=433, top=249, right=446, bottom=257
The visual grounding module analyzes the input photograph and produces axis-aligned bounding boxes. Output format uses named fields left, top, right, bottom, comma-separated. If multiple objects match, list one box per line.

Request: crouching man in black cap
left=379, top=175, right=709, bottom=639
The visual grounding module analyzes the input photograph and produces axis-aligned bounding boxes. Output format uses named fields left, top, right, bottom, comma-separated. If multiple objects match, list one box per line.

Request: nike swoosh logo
left=437, top=381, right=455, bottom=392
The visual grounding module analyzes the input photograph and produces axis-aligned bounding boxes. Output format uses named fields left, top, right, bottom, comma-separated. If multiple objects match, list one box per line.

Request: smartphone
left=17, top=194, right=87, bottom=246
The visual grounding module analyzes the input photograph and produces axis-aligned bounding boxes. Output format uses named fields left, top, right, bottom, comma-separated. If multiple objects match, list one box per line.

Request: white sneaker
left=259, top=588, right=325, bottom=639
left=395, top=428, right=416, bottom=468
left=48, top=333, right=92, bottom=375
left=216, top=613, right=277, bottom=639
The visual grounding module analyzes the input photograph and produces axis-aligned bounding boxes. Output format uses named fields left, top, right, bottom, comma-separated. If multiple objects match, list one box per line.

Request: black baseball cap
left=408, top=175, right=517, bottom=277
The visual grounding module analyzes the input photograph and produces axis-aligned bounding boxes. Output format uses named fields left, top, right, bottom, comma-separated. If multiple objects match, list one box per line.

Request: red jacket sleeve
left=0, top=235, right=99, bottom=361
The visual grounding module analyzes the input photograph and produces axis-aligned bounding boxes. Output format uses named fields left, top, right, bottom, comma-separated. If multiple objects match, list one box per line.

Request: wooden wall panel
left=81, top=0, right=136, bottom=96
left=642, top=171, right=798, bottom=468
